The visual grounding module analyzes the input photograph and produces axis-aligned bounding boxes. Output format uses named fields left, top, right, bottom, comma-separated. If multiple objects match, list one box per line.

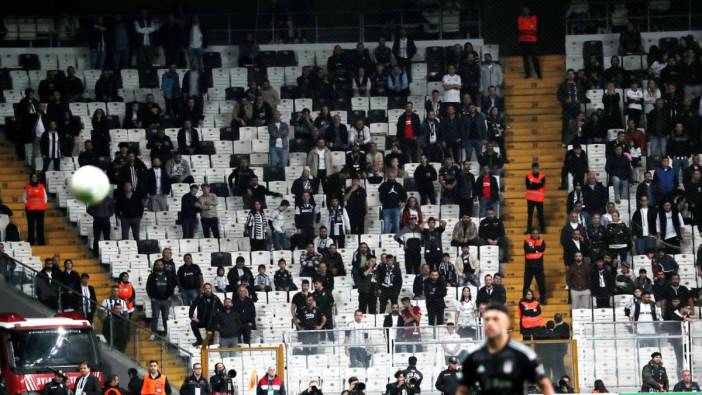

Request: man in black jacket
left=103, top=303, right=130, bottom=352
left=213, top=298, right=242, bottom=348
left=75, top=362, right=101, bottom=395
left=35, top=259, right=59, bottom=310
left=177, top=119, right=200, bottom=155
left=178, top=254, right=204, bottom=307
left=115, top=182, right=144, bottom=241
left=392, top=29, right=416, bottom=77
left=379, top=171, right=407, bottom=234
left=143, top=158, right=171, bottom=212
left=435, top=357, right=460, bottom=395
left=376, top=255, right=403, bottom=314
left=423, top=270, right=447, bottom=325
left=559, top=144, right=588, bottom=190
left=189, top=283, right=222, bottom=346
left=227, top=256, right=254, bottom=290
left=396, top=102, right=422, bottom=163
left=479, top=208, right=509, bottom=261
left=476, top=274, right=506, bottom=305
left=413, top=154, right=437, bottom=205
left=116, top=152, right=147, bottom=193
left=440, top=105, right=462, bottom=161
left=233, top=285, right=256, bottom=344
left=180, top=363, right=210, bottom=395
left=583, top=173, right=608, bottom=215
left=87, top=195, right=114, bottom=254
left=181, top=184, right=201, bottom=239
left=147, top=259, right=176, bottom=337
left=590, top=258, right=614, bottom=307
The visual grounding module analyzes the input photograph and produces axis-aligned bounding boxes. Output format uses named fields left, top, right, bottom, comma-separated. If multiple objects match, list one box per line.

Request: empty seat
left=203, top=52, right=222, bottom=69
left=277, top=50, right=297, bottom=67
left=19, top=54, right=40, bottom=70
left=582, top=41, right=603, bottom=63
left=425, top=46, right=444, bottom=63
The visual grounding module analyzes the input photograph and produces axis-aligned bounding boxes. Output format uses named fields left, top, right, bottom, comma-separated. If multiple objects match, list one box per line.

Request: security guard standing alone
left=525, top=162, right=546, bottom=234
left=517, top=7, right=542, bottom=79
left=435, top=357, right=461, bottom=395
left=523, top=228, right=547, bottom=304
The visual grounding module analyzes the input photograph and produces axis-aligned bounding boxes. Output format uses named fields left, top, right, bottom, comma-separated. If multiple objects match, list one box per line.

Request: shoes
left=192, top=341, right=202, bottom=347
left=558, top=185, right=567, bottom=190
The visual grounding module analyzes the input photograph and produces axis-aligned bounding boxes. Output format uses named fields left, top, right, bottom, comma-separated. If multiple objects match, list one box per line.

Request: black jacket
left=177, top=128, right=201, bottom=152
left=227, top=266, right=254, bottom=289
left=383, top=313, right=405, bottom=328
left=115, top=190, right=144, bottom=219
left=181, top=70, right=209, bottom=96
left=188, top=293, right=223, bottom=323
left=75, top=374, right=101, bottom=395
left=413, top=164, right=437, bottom=193
left=396, top=113, right=422, bottom=142
left=582, top=182, right=608, bottom=214
left=233, top=297, right=257, bottom=328
left=181, top=193, right=201, bottom=220
left=180, top=375, right=210, bottom=395
left=146, top=270, right=176, bottom=300
left=375, top=263, right=402, bottom=292
left=423, top=278, right=447, bottom=309
left=476, top=285, right=506, bottom=305
left=632, top=207, right=658, bottom=237
left=392, top=37, right=417, bottom=60
left=142, top=167, right=172, bottom=196
left=435, top=368, right=460, bottom=395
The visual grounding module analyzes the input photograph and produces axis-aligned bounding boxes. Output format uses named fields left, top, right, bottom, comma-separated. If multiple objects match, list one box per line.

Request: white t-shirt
left=626, top=88, right=643, bottom=111
left=316, top=148, right=326, bottom=170
left=442, top=74, right=462, bottom=103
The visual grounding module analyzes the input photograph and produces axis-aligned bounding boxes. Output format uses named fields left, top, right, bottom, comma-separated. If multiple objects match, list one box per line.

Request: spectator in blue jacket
left=161, top=64, right=181, bottom=118
left=653, top=157, right=678, bottom=202
left=386, top=66, right=409, bottom=97
left=268, top=111, right=289, bottom=171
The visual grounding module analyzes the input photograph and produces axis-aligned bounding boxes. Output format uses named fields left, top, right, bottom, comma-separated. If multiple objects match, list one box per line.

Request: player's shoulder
left=506, top=338, right=539, bottom=360
left=464, top=342, right=489, bottom=361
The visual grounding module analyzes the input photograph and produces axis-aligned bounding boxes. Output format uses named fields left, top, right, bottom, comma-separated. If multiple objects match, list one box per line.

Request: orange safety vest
left=517, top=16, right=538, bottom=42
left=118, top=282, right=135, bottom=312
left=104, top=387, right=123, bottom=395
left=524, top=237, right=544, bottom=260
left=24, top=183, right=47, bottom=211
left=525, top=172, right=545, bottom=202
left=141, top=374, right=167, bottom=395
left=519, top=300, right=545, bottom=328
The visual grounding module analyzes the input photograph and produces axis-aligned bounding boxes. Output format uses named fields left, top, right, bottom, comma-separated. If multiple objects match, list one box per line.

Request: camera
left=227, top=369, right=238, bottom=379
left=407, top=378, right=418, bottom=388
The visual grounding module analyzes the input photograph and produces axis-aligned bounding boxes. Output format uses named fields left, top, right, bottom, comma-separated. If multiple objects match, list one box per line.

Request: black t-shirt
left=461, top=339, right=546, bottom=395
left=297, top=305, right=323, bottom=330
left=291, top=291, right=308, bottom=311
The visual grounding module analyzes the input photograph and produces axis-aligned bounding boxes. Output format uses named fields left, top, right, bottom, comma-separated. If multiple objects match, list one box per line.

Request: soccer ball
left=70, top=165, right=111, bottom=205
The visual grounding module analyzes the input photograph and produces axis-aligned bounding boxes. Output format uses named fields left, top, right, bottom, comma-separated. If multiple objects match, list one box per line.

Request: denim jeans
left=269, top=147, right=289, bottom=170
left=611, top=176, right=629, bottom=199
left=273, top=231, right=288, bottom=250
left=90, top=49, right=106, bottom=70
left=463, top=139, right=482, bottom=161
left=479, top=198, right=499, bottom=217
left=189, top=48, right=204, bottom=69
left=635, top=236, right=658, bottom=255
left=672, top=159, right=688, bottom=184
left=648, top=136, right=667, bottom=158
left=180, top=288, right=199, bottom=307
left=462, top=274, right=479, bottom=287
left=150, top=298, right=171, bottom=332
left=382, top=207, right=401, bottom=234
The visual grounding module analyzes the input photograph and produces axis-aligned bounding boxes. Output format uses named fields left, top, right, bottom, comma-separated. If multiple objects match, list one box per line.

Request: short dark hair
left=485, top=303, right=509, bottom=316
left=81, top=273, right=90, bottom=279
left=400, top=296, right=411, bottom=303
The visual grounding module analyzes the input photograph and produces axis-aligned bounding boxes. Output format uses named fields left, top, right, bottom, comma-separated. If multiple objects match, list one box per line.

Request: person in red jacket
left=256, top=367, right=285, bottom=395
left=117, top=271, right=136, bottom=316
left=23, top=172, right=47, bottom=245
left=517, top=7, right=542, bottom=79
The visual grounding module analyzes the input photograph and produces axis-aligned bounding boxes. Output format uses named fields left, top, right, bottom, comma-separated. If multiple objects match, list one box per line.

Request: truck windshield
left=9, top=327, right=100, bottom=372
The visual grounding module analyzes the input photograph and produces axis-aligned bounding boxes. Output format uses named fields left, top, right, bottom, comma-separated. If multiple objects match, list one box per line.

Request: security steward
left=141, top=360, right=172, bottom=395
left=517, top=6, right=542, bottom=79
left=523, top=228, right=547, bottom=304
left=44, top=371, right=69, bottom=395
left=525, top=162, right=545, bottom=234
left=435, top=357, right=461, bottom=395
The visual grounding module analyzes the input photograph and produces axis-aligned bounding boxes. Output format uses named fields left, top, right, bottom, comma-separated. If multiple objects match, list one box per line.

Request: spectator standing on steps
left=516, top=7, right=541, bottom=79
left=525, top=162, right=546, bottom=234
left=557, top=70, right=585, bottom=144
left=146, top=259, right=176, bottom=339
left=23, top=173, right=47, bottom=246
left=523, top=228, right=547, bottom=304
left=87, top=195, right=114, bottom=254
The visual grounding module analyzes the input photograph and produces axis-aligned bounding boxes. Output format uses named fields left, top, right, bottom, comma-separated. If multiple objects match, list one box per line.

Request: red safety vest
left=118, top=282, right=136, bottom=312
left=525, top=172, right=545, bottom=202
left=519, top=300, right=545, bottom=328
left=24, top=183, right=47, bottom=211
left=524, top=237, right=544, bottom=260
left=517, top=16, right=538, bottom=42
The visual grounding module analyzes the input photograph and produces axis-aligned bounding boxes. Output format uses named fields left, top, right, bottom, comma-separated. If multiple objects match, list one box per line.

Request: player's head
left=483, top=303, right=510, bottom=340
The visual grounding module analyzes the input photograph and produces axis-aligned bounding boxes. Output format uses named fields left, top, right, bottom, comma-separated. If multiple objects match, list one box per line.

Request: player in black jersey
left=459, top=303, right=553, bottom=395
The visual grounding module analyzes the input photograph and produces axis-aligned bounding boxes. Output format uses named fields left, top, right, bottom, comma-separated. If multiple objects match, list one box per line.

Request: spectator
left=228, top=158, right=255, bottom=197
left=306, top=138, right=332, bottom=187
left=412, top=264, right=431, bottom=298
left=397, top=102, right=422, bottom=163
left=424, top=270, right=447, bottom=325
left=392, top=29, right=416, bottom=76
left=379, top=171, right=407, bottom=234
left=115, top=182, right=143, bottom=241
left=345, top=310, right=371, bottom=368
left=231, top=97, right=254, bottom=128
left=673, top=370, right=701, bottom=392
left=147, top=129, right=175, bottom=164
left=567, top=252, right=592, bottom=308
left=198, top=184, right=220, bottom=239
left=213, top=297, right=242, bottom=349
left=354, top=255, right=377, bottom=314
left=386, top=66, right=409, bottom=97
left=374, top=36, right=392, bottom=67
left=268, top=111, right=289, bottom=171
left=189, top=283, right=222, bottom=347
left=563, top=228, right=590, bottom=266
left=295, top=192, right=320, bottom=246
left=454, top=287, right=478, bottom=338
left=667, top=122, right=693, bottom=181
left=270, top=200, right=290, bottom=251
left=178, top=253, right=204, bottom=307
left=480, top=86, right=504, bottom=115
left=605, top=146, right=631, bottom=203
left=252, top=95, right=272, bottom=127
left=260, top=80, right=280, bottom=108
left=591, top=258, right=614, bottom=307
left=187, top=16, right=207, bottom=70
left=560, top=145, right=588, bottom=192
left=476, top=165, right=500, bottom=217
left=461, top=104, right=487, bottom=162
left=325, top=114, right=348, bottom=152
left=180, top=363, right=210, bottom=395
left=299, top=244, right=323, bottom=278
left=111, top=15, right=130, bottom=70
left=183, top=63, right=207, bottom=98
left=35, top=259, right=59, bottom=310
left=439, top=156, right=462, bottom=205
left=656, top=200, right=685, bottom=254
left=352, top=67, right=372, bottom=98
left=146, top=259, right=176, bottom=339
left=177, top=119, right=200, bottom=155
left=233, top=286, right=256, bottom=344
left=312, top=279, right=335, bottom=336
left=451, top=214, right=480, bottom=247
left=243, top=175, right=281, bottom=210
left=39, top=121, right=61, bottom=171
left=605, top=210, right=631, bottom=263
left=376, top=256, right=402, bottom=313
left=223, top=256, right=252, bottom=292
left=525, top=162, right=546, bottom=233
left=116, top=152, right=147, bottom=193
left=476, top=274, right=506, bottom=305
left=243, top=200, right=268, bottom=251
left=603, top=57, right=626, bottom=88
left=641, top=352, right=668, bottom=392
left=423, top=218, right=447, bottom=269
left=632, top=196, right=658, bottom=255
left=557, top=70, right=585, bottom=143
left=653, top=157, right=677, bottom=203
left=583, top=173, right=608, bottom=216
left=441, top=64, right=462, bottom=108
left=518, top=290, right=545, bottom=339
left=101, top=285, right=128, bottom=315
left=77, top=274, right=97, bottom=323
left=517, top=7, right=541, bottom=79
left=400, top=197, right=422, bottom=228
left=661, top=273, right=694, bottom=319
left=293, top=294, right=325, bottom=353
left=273, top=259, right=296, bottom=292
left=166, top=153, right=194, bottom=184
left=615, top=264, right=636, bottom=295
left=619, top=22, right=641, bottom=54
left=480, top=54, right=503, bottom=94
left=77, top=140, right=100, bottom=168
left=143, top=158, right=171, bottom=212
left=161, top=65, right=181, bottom=117
left=180, top=184, right=201, bottom=239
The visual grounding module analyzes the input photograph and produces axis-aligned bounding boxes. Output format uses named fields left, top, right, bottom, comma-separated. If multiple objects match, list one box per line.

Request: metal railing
left=0, top=252, right=193, bottom=375
left=566, top=0, right=701, bottom=35
left=1, top=7, right=481, bottom=48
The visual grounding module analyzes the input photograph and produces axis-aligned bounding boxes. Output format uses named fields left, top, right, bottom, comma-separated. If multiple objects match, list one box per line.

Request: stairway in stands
left=499, top=55, right=571, bottom=331
left=0, top=134, right=186, bottom=381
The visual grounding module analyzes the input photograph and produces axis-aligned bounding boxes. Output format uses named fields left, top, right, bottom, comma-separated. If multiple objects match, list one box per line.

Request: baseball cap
left=448, top=356, right=459, bottom=364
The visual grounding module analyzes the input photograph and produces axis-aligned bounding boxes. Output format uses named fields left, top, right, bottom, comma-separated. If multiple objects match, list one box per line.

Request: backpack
left=4, top=223, right=20, bottom=242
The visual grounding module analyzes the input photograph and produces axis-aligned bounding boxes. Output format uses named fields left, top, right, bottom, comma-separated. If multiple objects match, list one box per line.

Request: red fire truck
left=0, top=313, right=103, bottom=394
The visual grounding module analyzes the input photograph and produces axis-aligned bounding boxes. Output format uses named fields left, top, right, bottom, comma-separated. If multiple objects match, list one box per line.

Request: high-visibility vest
left=105, top=387, right=123, bottom=395
left=118, top=282, right=135, bottom=312
left=525, top=172, right=545, bottom=202
left=517, top=16, right=538, bottom=42
left=524, top=237, right=544, bottom=260
left=141, top=374, right=167, bottom=395
left=519, top=300, right=545, bottom=328
left=24, top=183, right=47, bottom=211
